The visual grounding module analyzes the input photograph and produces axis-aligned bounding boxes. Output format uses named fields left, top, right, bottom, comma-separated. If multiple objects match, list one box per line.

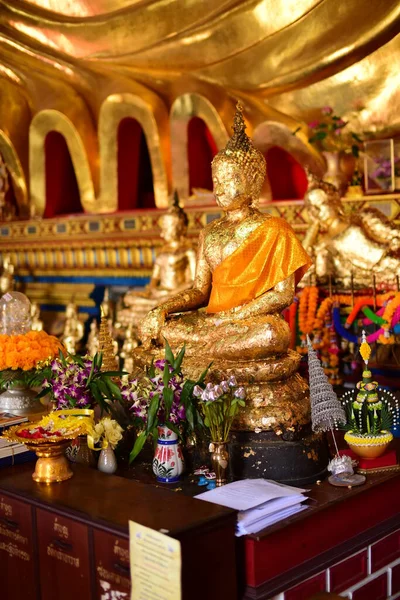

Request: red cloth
left=340, top=448, right=398, bottom=470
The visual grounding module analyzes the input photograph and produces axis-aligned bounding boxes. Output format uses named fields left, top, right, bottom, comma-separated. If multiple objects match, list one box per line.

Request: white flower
left=228, top=375, right=237, bottom=388
left=213, top=385, right=223, bottom=399
left=234, top=387, right=246, bottom=400
left=193, top=385, right=203, bottom=398
left=93, top=418, right=123, bottom=449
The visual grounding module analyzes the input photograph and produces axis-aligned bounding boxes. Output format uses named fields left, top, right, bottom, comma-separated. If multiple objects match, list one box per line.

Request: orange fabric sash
left=206, top=217, right=312, bottom=313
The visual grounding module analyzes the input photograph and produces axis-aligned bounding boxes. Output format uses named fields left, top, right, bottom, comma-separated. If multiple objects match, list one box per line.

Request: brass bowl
left=2, top=424, right=80, bottom=483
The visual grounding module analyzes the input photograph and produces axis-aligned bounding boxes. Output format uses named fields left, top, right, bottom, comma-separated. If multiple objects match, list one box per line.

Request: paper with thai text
left=129, top=520, right=181, bottom=600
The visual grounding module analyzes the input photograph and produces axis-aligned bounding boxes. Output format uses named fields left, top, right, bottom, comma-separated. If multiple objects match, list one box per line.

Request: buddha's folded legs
left=161, top=312, right=290, bottom=360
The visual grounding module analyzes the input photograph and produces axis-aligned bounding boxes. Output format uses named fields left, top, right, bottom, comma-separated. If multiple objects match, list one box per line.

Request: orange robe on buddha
left=206, top=217, right=312, bottom=313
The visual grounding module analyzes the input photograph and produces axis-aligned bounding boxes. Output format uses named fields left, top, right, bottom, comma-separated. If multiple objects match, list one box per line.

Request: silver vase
left=0, top=384, right=44, bottom=416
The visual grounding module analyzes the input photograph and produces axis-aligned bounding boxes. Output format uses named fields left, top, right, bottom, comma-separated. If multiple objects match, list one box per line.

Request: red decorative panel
left=391, top=562, right=400, bottom=593
left=0, top=493, right=36, bottom=600
left=371, top=529, right=400, bottom=572
left=329, top=549, right=368, bottom=593
left=93, top=528, right=130, bottom=599
left=284, top=571, right=326, bottom=600
left=36, top=508, right=92, bottom=600
left=352, top=573, right=387, bottom=600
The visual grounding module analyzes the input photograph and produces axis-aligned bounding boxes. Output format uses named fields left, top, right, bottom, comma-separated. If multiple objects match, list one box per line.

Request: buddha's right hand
left=139, top=307, right=166, bottom=347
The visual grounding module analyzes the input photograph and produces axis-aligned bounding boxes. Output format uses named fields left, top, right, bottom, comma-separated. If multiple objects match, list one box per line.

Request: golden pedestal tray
left=2, top=425, right=80, bottom=484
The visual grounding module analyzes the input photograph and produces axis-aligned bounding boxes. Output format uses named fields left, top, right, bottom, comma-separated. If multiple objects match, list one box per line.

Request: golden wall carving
left=0, top=1, right=398, bottom=217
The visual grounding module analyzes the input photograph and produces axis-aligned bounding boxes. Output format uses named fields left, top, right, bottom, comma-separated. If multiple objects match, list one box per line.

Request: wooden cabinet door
left=93, top=528, right=131, bottom=599
left=36, top=508, right=92, bottom=600
left=0, top=493, right=37, bottom=600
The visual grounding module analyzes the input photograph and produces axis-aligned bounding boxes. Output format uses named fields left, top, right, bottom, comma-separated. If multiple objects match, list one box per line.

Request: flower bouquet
left=88, top=417, right=124, bottom=474
left=0, top=292, right=64, bottom=414
left=123, top=341, right=207, bottom=481
left=193, top=376, right=246, bottom=485
left=303, top=106, right=362, bottom=157
left=2, top=409, right=95, bottom=483
left=35, top=352, right=123, bottom=413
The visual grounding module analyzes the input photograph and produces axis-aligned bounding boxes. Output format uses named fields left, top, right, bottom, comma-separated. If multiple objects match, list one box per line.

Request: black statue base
left=229, top=427, right=329, bottom=486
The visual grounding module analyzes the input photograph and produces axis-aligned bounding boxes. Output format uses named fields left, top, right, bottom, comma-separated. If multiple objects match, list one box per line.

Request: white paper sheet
left=236, top=505, right=308, bottom=536
left=196, top=478, right=307, bottom=511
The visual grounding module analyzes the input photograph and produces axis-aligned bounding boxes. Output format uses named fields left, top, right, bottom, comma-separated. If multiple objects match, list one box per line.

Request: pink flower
left=308, top=120, right=319, bottom=129
left=321, top=106, right=333, bottom=115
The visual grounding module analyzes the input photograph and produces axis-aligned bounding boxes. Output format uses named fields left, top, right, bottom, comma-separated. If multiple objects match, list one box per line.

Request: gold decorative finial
left=98, top=309, right=118, bottom=371
left=212, top=103, right=266, bottom=193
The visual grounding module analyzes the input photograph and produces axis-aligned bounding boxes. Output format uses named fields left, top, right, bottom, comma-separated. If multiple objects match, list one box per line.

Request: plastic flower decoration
left=125, top=341, right=207, bottom=462
left=193, top=376, right=246, bottom=442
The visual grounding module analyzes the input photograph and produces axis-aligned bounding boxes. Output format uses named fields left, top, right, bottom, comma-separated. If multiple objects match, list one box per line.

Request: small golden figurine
left=61, top=302, right=84, bottom=355
left=87, top=319, right=99, bottom=357
left=0, top=254, right=14, bottom=294
left=30, top=302, right=43, bottom=331
left=135, top=104, right=313, bottom=434
left=304, top=171, right=400, bottom=287
left=116, top=192, right=196, bottom=331
left=119, top=324, right=138, bottom=374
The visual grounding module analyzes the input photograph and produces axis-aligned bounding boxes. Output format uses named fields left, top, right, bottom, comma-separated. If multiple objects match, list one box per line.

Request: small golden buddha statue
left=304, top=172, right=400, bottom=287
left=61, top=302, right=84, bottom=355
left=0, top=255, right=14, bottom=294
left=30, top=302, right=43, bottom=331
left=135, top=104, right=314, bottom=435
left=87, top=319, right=99, bottom=357
left=116, top=193, right=196, bottom=331
left=120, top=324, right=138, bottom=373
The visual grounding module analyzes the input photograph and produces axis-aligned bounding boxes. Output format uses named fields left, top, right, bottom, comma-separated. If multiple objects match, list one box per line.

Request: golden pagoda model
left=98, top=309, right=118, bottom=371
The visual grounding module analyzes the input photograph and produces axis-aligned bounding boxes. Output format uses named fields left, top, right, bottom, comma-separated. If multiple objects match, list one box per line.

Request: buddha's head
left=160, top=191, right=188, bottom=243
left=305, top=187, right=342, bottom=230
left=212, top=104, right=266, bottom=210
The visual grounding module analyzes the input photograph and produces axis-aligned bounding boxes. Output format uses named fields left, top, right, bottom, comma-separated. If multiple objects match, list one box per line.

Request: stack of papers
left=197, top=479, right=308, bottom=536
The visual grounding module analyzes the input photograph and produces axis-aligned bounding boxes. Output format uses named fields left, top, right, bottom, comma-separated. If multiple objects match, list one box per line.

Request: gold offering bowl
left=344, top=431, right=393, bottom=460
left=2, top=425, right=79, bottom=483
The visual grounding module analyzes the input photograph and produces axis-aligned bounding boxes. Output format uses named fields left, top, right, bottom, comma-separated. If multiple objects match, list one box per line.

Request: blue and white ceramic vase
left=152, top=425, right=184, bottom=483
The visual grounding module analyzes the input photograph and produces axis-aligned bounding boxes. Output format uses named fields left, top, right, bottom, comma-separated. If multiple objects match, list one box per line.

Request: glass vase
left=98, top=446, right=118, bottom=474
left=209, top=441, right=229, bottom=486
left=152, top=425, right=184, bottom=483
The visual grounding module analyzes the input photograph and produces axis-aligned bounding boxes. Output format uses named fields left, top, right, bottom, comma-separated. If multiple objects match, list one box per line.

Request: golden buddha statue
left=0, top=255, right=14, bottom=294
left=120, top=324, right=138, bottom=374
left=30, top=302, right=43, bottom=331
left=116, top=193, right=196, bottom=331
left=303, top=172, right=400, bottom=287
left=87, top=319, right=99, bottom=357
left=135, top=105, right=315, bottom=441
left=61, top=302, right=84, bottom=355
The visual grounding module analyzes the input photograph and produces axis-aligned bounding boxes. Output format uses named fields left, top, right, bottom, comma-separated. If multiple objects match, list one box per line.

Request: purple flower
left=220, top=381, right=229, bottom=393
left=234, top=387, right=246, bottom=400
left=228, top=375, right=237, bottom=388
left=193, top=385, right=203, bottom=398
left=321, top=106, right=333, bottom=115
left=308, top=120, right=319, bottom=129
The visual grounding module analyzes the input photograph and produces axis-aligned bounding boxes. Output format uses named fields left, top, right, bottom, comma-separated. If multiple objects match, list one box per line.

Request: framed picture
left=364, top=139, right=395, bottom=194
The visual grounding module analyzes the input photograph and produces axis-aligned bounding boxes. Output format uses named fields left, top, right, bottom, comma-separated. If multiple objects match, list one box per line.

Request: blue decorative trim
left=15, top=275, right=150, bottom=286
left=157, top=439, right=178, bottom=446
left=156, top=476, right=180, bottom=483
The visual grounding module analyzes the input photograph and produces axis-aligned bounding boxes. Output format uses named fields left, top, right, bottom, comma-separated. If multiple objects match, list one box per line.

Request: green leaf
left=309, top=131, right=327, bottom=143
left=198, top=363, right=212, bottom=384
left=104, top=378, right=122, bottom=401
left=351, top=132, right=363, bottom=143
left=162, top=362, right=171, bottom=388
left=173, top=345, right=185, bottom=373
left=97, top=379, right=111, bottom=400
left=87, top=358, right=96, bottom=385
left=163, top=337, right=175, bottom=367
left=165, top=420, right=181, bottom=439
left=163, top=386, right=174, bottom=420
left=351, top=144, right=360, bottom=158
left=129, top=431, right=147, bottom=463
left=185, top=402, right=194, bottom=431
left=146, top=393, right=160, bottom=434
left=100, top=371, right=125, bottom=377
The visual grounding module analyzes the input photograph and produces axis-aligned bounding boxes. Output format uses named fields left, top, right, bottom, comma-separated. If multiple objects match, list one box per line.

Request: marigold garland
left=298, top=286, right=319, bottom=335
left=0, top=330, right=63, bottom=371
left=379, top=293, right=400, bottom=345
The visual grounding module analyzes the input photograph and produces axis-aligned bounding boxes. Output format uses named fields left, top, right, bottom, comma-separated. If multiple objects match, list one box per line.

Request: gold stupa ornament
left=212, top=103, right=266, bottom=198
left=98, top=309, right=118, bottom=371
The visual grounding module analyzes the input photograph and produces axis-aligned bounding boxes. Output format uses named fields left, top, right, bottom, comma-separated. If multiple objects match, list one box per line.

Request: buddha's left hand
left=139, top=307, right=166, bottom=346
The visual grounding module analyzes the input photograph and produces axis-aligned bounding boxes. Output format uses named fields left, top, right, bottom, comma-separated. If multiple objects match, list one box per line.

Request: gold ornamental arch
left=30, top=95, right=171, bottom=217
left=0, top=129, right=28, bottom=217
left=170, top=93, right=230, bottom=201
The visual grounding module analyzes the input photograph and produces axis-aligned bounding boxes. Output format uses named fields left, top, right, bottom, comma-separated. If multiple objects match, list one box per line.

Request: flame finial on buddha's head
left=212, top=103, right=266, bottom=199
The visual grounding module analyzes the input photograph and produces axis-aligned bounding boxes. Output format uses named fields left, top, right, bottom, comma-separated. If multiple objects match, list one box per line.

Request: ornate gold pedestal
left=27, top=440, right=73, bottom=483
